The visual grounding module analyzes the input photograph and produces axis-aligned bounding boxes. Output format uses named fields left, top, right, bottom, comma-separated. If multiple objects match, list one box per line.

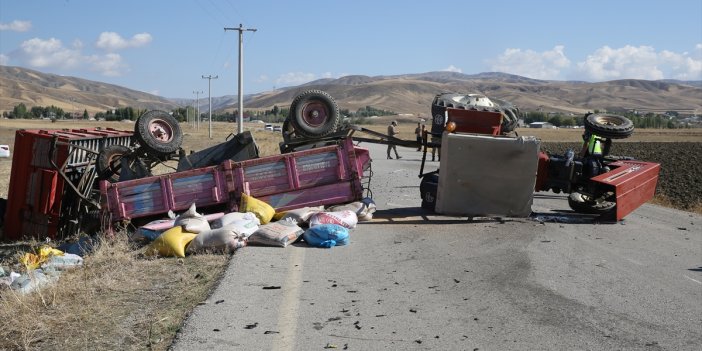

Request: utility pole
left=193, top=90, right=203, bottom=130
left=225, top=23, right=257, bottom=134
left=202, top=75, right=218, bottom=139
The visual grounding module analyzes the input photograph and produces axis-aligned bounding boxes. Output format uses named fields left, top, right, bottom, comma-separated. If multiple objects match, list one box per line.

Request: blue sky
left=1, top=0, right=700, bottom=98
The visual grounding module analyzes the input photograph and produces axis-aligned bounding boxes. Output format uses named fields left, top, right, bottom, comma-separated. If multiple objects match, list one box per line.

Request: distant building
left=529, top=122, right=556, bottom=129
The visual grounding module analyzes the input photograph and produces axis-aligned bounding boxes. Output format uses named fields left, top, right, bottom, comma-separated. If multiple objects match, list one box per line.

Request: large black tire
left=420, top=172, right=440, bottom=211
left=281, top=118, right=297, bottom=143
left=583, top=113, right=633, bottom=139
left=134, top=110, right=183, bottom=155
left=97, top=145, right=132, bottom=182
left=568, top=192, right=616, bottom=214
left=288, top=90, right=340, bottom=139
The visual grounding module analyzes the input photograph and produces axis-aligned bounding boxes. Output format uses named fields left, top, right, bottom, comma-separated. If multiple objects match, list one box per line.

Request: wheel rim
left=591, top=115, right=624, bottom=127
left=148, top=118, right=174, bottom=143
left=301, top=101, right=329, bottom=128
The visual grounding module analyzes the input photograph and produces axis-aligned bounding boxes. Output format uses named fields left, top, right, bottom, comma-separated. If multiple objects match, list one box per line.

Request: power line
left=202, top=75, right=219, bottom=139
left=224, top=24, right=257, bottom=134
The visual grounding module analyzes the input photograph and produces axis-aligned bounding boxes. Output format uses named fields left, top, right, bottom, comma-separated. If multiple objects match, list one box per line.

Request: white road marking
left=272, top=247, right=305, bottom=351
left=683, top=275, right=702, bottom=285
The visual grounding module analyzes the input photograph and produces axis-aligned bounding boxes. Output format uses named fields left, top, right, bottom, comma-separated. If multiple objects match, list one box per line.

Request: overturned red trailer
left=3, top=128, right=133, bottom=240
left=100, top=137, right=371, bottom=225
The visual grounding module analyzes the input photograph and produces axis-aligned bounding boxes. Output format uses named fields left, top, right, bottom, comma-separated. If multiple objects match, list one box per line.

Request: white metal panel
left=435, top=133, right=540, bottom=217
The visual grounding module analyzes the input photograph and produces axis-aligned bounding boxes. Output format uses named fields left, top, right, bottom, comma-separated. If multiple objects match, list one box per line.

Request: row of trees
left=3, top=103, right=691, bottom=129
left=523, top=111, right=690, bottom=129
left=200, top=105, right=397, bottom=124
left=3, top=103, right=74, bottom=119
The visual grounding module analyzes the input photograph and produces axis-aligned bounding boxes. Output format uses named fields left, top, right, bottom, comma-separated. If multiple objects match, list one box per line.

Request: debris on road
left=303, top=224, right=350, bottom=248
left=247, top=218, right=304, bottom=247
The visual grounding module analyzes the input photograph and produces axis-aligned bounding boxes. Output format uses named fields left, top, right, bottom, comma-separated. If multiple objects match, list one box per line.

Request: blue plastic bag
left=303, top=224, right=349, bottom=248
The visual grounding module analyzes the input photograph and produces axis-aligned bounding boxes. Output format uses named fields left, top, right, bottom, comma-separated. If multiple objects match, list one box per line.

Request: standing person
left=387, top=120, right=401, bottom=159
left=414, top=123, right=422, bottom=151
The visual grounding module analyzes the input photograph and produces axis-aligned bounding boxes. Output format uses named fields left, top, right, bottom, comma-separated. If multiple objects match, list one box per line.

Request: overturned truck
left=1, top=90, right=659, bottom=240
left=278, top=90, right=660, bottom=221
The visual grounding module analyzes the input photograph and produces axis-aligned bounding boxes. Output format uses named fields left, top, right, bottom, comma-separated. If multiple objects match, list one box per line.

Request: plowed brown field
left=541, top=142, right=702, bottom=212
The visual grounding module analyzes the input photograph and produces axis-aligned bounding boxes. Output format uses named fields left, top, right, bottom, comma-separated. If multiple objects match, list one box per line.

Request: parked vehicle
left=0, top=144, right=9, bottom=158
left=280, top=90, right=659, bottom=221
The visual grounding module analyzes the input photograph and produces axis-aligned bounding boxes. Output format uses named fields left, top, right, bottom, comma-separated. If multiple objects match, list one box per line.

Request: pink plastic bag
left=308, top=210, right=358, bottom=229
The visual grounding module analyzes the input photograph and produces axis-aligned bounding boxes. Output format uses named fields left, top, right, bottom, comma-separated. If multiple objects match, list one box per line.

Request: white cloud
left=661, top=45, right=702, bottom=80
left=254, top=74, right=269, bottom=83
left=149, top=89, right=160, bottom=96
left=442, top=65, right=462, bottom=73
left=488, top=44, right=701, bottom=81
left=87, top=53, right=126, bottom=77
left=0, top=20, right=32, bottom=32
left=490, top=45, right=570, bottom=80
left=275, top=71, right=346, bottom=86
left=16, top=37, right=128, bottom=76
left=276, top=72, right=318, bottom=85
left=20, top=38, right=82, bottom=69
left=576, top=45, right=702, bottom=81
left=95, top=32, right=152, bottom=51
left=0, top=54, right=8, bottom=65
left=72, top=39, right=84, bottom=49
left=577, top=45, right=662, bottom=80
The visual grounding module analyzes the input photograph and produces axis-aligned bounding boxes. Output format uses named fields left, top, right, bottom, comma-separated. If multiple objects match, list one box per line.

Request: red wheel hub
left=148, top=119, right=174, bottom=142
left=301, top=101, right=329, bottom=127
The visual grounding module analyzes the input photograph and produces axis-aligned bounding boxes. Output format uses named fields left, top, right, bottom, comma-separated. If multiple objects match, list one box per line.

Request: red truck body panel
left=3, top=128, right=133, bottom=240
left=590, top=160, right=660, bottom=221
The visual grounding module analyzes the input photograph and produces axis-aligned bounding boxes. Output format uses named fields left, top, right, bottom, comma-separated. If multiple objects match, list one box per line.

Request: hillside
left=0, top=65, right=178, bottom=114
left=242, top=72, right=702, bottom=117
left=2, top=66, right=700, bottom=117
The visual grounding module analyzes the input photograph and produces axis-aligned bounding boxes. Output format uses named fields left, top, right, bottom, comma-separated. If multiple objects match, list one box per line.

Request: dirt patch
left=541, top=142, right=702, bottom=212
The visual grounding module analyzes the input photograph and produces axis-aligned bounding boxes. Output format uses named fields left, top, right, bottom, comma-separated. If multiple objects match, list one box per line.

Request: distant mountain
left=240, top=72, right=702, bottom=116
left=659, top=79, right=702, bottom=88
left=2, top=66, right=700, bottom=117
left=0, top=65, right=178, bottom=114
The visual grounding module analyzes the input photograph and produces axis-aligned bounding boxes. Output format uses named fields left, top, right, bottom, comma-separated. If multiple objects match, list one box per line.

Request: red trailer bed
left=3, top=128, right=133, bottom=240
left=101, top=137, right=371, bottom=223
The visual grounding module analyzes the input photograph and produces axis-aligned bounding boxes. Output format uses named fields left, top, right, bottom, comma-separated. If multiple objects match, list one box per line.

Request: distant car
left=273, top=125, right=282, bottom=132
left=265, top=124, right=273, bottom=131
left=0, top=145, right=10, bottom=158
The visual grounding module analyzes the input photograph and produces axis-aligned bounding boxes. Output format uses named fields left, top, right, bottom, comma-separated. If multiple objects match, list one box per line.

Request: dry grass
left=0, top=232, right=228, bottom=350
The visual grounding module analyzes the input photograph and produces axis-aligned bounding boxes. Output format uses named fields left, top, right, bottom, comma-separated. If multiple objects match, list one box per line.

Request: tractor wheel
left=567, top=192, right=616, bottom=214
left=289, top=90, right=340, bottom=139
left=584, top=113, right=633, bottom=139
left=97, top=145, right=150, bottom=182
left=97, top=145, right=132, bottom=182
left=135, top=110, right=183, bottom=155
left=282, top=118, right=297, bottom=143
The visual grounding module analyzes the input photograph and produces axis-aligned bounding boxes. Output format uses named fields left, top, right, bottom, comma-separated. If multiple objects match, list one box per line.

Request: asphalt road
left=172, top=142, right=702, bottom=350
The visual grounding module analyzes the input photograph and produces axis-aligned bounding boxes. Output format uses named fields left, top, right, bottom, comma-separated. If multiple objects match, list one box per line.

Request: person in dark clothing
left=415, top=123, right=422, bottom=151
